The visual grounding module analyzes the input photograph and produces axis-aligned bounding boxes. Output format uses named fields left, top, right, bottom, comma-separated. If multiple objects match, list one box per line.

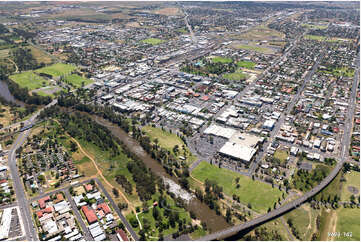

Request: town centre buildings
left=204, top=124, right=264, bottom=163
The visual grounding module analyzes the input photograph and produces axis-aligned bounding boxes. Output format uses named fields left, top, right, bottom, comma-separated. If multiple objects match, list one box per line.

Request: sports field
left=64, top=74, right=93, bottom=88
left=9, top=71, right=48, bottom=90
left=191, top=161, right=284, bottom=213
left=234, top=43, right=274, bottom=54
left=35, top=63, right=77, bottom=77
left=141, top=38, right=165, bottom=45
left=222, top=72, right=247, bottom=81
left=304, top=35, right=327, bottom=41
left=211, top=56, right=233, bottom=64
left=237, top=61, right=256, bottom=69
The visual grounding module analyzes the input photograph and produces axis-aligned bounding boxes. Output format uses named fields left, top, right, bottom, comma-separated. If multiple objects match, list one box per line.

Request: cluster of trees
left=181, top=59, right=237, bottom=77
left=195, top=179, right=224, bottom=215
left=115, top=175, right=133, bottom=194
left=11, top=48, right=39, bottom=71
left=291, top=165, right=329, bottom=192
left=243, top=227, right=283, bottom=240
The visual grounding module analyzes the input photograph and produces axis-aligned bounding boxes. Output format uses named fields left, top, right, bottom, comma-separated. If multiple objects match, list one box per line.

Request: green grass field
left=341, top=171, right=360, bottom=201
left=283, top=205, right=316, bottom=240
left=142, top=126, right=197, bottom=164
left=301, top=24, right=328, bottom=30
left=237, top=61, right=256, bottom=69
left=274, top=150, right=289, bottom=164
left=305, top=35, right=327, bottom=41
left=191, top=161, right=284, bottom=213
left=222, top=72, right=247, bottom=81
left=320, top=66, right=355, bottom=77
left=9, top=71, right=48, bottom=90
left=211, top=56, right=233, bottom=64
left=63, top=74, right=93, bottom=88
left=141, top=38, right=166, bottom=45
left=336, top=207, right=360, bottom=241
left=234, top=44, right=273, bottom=54
left=35, top=63, right=77, bottom=78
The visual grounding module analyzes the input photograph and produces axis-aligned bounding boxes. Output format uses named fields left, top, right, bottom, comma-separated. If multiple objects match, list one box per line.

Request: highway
left=197, top=54, right=360, bottom=241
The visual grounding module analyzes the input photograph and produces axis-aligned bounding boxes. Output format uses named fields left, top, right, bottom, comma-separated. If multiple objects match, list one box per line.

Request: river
left=91, top=114, right=230, bottom=233
left=0, top=80, right=25, bottom=106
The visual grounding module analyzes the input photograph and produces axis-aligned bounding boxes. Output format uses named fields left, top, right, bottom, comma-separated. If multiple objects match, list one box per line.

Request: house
left=97, top=203, right=111, bottom=214
left=38, top=196, right=50, bottom=209
left=85, top=184, right=93, bottom=192
left=81, top=206, right=97, bottom=224
left=116, top=229, right=129, bottom=241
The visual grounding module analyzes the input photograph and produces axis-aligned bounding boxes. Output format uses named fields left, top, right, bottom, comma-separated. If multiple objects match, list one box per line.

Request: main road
left=197, top=54, right=359, bottom=241
left=7, top=100, right=57, bottom=241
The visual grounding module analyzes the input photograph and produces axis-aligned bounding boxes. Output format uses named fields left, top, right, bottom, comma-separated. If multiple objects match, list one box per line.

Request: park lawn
left=63, top=74, right=93, bottom=88
left=336, top=207, right=360, bottom=241
left=127, top=192, right=193, bottom=240
left=237, top=61, right=256, bottom=69
left=301, top=23, right=328, bottom=29
left=191, top=161, right=284, bottom=213
left=222, top=71, right=247, bottom=81
left=283, top=204, right=313, bottom=240
left=333, top=67, right=355, bottom=77
left=76, top=139, right=141, bottom=205
left=9, top=71, right=48, bottom=90
left=341, top=171, right=360, bottom=201
left=141, top=38, right=166, bottom=45
left=274, top=149, right=289, bottom=164
left=211, top=56, right=232, bottom=64
left=35, top=63, right=77, bottom=78
left=142, top=126, right=197, bottom=164
left=305, top=35, right=327, bottom=41
left=234, top=44, right=273, bottom=54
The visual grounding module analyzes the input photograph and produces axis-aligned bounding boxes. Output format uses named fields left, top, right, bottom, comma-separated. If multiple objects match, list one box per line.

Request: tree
left=226, top=208, right=232, bottom=223
left=112, top=188, right=119, bottom=198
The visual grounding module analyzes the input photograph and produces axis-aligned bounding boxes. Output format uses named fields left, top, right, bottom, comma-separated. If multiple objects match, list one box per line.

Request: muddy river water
left=91, top=114, right=229, bottom=233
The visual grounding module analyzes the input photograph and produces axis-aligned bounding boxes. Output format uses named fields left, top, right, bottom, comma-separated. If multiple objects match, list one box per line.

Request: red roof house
left=81, top=206, right=97, bottom=224
left=38, top=196, right=50, bottom=209
left=116, top=229, right=128, bottom=241
left=97, top=203, right=111, bottom=214
left=84, top=184, right=93, bottom=192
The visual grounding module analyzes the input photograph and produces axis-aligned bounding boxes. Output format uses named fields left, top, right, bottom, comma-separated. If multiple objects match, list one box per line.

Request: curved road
left=7, top=100, right=57, bottom=241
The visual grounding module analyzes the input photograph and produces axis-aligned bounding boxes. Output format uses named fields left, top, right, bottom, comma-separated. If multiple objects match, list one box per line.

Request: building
left=263, top=119, right=276, bottom=131
left=116, top=229, right=129, bottom=241
left=81, top=206, right=97, bottom=224
left=218, top=132, right=263, bottom=163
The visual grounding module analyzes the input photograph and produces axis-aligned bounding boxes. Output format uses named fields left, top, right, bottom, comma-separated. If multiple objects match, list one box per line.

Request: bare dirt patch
left=153, top=7, right=181, bottom=16
left=347, top=186, right=359, bottom=194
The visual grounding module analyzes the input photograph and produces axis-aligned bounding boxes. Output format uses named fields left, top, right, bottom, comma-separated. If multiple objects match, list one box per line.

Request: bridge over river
left=197, top=161, right=344, bottom=241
